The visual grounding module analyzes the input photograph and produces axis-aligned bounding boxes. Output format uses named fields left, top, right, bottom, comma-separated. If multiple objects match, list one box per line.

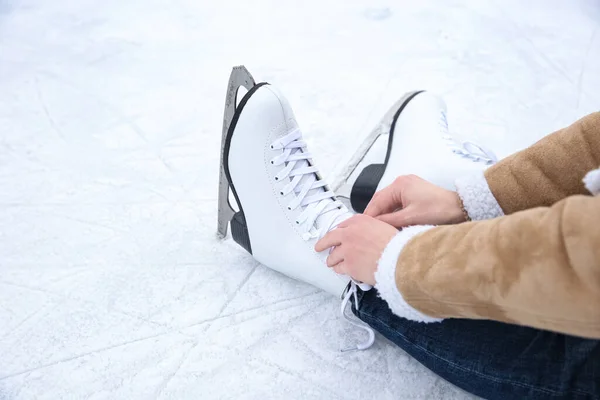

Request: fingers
left=314, top=228, right=344, bottom=252
left=332, top=262, right=346, bottom=275
left=326, top=246, right=344, bottom=267
left=364, top=185, right=401, bottom=217
left=337, top=213, right=363, bottom=228
left=376, top=208, right=415, bottom=228
left=316, top=215, right=363, bottom=252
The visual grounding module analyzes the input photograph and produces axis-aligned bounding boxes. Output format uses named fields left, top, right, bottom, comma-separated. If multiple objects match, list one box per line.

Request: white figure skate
left=217, top=66, right=374, bottom=351
left=332, top=91, right=498, bottom=213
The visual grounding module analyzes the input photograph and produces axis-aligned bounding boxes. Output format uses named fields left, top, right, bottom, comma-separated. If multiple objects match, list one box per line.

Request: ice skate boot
left=332, top=91, right=498, bottom=213
left=217, top=66, right=374, bottom=351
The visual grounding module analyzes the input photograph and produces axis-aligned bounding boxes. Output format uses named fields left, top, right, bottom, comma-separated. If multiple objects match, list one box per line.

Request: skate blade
left=217, top=66, right=256, bottom=239
left=332, top=91, right=422, bottom=199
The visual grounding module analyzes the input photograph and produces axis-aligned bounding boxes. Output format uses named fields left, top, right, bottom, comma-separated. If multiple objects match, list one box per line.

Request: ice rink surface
left=0, top=0, right=599, bottom=399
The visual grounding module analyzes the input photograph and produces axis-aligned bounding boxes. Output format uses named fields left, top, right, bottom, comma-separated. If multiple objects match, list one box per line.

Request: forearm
left=375, top=195, right=600, bottom=338
left=456, top=112, right=600, bottom=217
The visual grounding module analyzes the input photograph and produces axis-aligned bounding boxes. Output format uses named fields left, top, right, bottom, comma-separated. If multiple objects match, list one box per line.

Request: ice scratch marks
left=0, top=330, right=176, bottom=381
left=256, top=357, right=348, bottom=400
left=577, top=26, right=599, bottom=108
left=192, top=290, right=323, bottom=330
left=202, top=261, right=259, bottom=330
left=491, top=1, right=598, bottom=105
left=34, top=76, right=65, bottom=142
left=0, top=296, right=54, bottom=341
left=0, top=282, right=323, bottom=383
left=152, top=344, right=195, bottom=399
left=36, top=70, right=175, bottom=175
left=152, top=288, right=324, bottom=397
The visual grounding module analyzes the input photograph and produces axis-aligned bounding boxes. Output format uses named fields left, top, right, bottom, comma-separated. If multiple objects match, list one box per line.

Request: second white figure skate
left=217, top=67, right=374, bottom=351
left=333, top=91, right=498, bottom=213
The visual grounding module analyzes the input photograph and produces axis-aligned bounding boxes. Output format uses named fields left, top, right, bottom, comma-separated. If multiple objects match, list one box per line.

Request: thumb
left=376, top=207, right=417, bottom=228
left=364, top=186, right=402, bottom=217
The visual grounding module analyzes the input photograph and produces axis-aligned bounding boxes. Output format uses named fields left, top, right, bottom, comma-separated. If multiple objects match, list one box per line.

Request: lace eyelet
left=270, top=160, right=274, bottom=165
left=270, top=144, right=274, bottom=149
left=275, top=177, right=279, bottom=181
left=280, top=191, right=284, bottom=195
left=287, top=206, right=292, bottom=210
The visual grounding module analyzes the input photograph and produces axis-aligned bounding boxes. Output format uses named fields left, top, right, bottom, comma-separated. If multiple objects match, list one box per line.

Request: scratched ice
left=1, top=0, right=599, bottom=399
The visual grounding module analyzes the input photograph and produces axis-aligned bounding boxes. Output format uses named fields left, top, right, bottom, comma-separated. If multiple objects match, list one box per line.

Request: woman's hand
left=364, top=175, right=466, bottom=228
left=315, top=214, right=398, bottom=286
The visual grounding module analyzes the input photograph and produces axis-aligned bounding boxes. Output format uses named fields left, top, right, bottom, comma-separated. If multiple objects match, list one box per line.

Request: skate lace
left=270, top=128, right=376, bottom=352
left=439, top=111, right=498, bottom=164
left=340, top=280, right=376, bottom=352
left=269, top=128, right=348, bottom=240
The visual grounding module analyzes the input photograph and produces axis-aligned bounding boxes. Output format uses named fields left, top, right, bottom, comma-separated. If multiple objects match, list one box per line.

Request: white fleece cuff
left=455, top=171, right=504, bottom=220
left=583, top=168, right=600, bottom=196
left=374, top=226, right=442, bottom=323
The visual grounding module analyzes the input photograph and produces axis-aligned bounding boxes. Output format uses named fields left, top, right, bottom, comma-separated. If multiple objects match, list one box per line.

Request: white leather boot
left=334, top=91, right=498, bottom=213
left=223, top=81, right=352, bottom=295
left=217, top=67, right=374, bottom=351
left=217, top=67, right=375, bottom=351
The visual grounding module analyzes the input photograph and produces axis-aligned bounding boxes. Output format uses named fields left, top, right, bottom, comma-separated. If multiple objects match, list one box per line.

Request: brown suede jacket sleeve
left=484, top=112, right=600, bottom=213
left=392, top=113, right=600, bottom=338
left=396, top=195, right=600, bottom=338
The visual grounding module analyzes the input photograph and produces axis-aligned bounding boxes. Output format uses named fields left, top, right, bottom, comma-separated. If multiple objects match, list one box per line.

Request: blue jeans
left=352, top=288, right=600, bottom=399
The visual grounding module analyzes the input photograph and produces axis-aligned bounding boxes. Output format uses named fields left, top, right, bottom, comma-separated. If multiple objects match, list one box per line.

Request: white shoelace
left=340, top=280, right=375, bottom=352
left=270, top=128, right=376, bottom=351
left=439, top=111, right=498, bottom=164
left=270, top=128, right=349, bottom=239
